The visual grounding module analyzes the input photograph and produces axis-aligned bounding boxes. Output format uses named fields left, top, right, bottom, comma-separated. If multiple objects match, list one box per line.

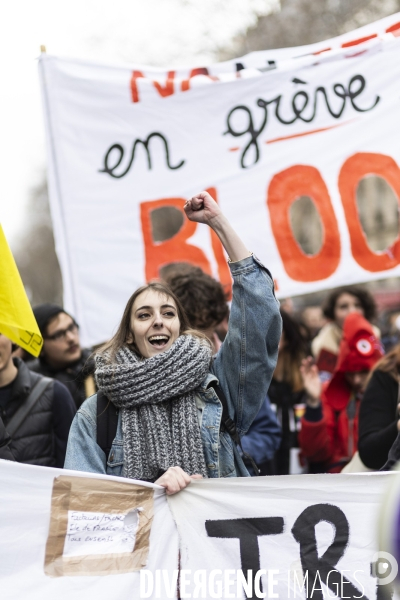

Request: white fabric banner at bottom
left=167, top=473, right=399, bottom=600
left=0, top=460, right=399, bottom=599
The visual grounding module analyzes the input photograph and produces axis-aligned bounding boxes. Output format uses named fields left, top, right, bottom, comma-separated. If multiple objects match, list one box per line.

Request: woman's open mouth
left=148, top=335, right=170, bottom=349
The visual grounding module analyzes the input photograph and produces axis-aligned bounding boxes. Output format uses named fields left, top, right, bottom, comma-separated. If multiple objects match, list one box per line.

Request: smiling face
left=129, top=289, right=181, bottom=358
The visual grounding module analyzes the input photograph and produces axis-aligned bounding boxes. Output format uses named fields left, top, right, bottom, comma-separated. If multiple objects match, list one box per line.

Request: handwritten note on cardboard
left=63, top=508, right=142, bottom=557
left=44, top=475, right=153, bottom=577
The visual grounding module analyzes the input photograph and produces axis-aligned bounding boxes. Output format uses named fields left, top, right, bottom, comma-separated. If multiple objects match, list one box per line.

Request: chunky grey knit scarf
left=95, top=335, right=212, bottom=482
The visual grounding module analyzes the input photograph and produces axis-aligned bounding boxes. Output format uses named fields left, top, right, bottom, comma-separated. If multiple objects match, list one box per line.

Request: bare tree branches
left=219, top=0, right=400, bottom=59
left=14, top=179, right=63, bottom=306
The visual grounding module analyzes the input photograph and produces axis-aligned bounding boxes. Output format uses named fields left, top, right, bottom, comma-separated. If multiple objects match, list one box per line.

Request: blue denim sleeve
left=240, top=395, right=282, bottom=463
left=64, top=397, right=107, bottom=473
left=211, top=254, right=282, bottom=436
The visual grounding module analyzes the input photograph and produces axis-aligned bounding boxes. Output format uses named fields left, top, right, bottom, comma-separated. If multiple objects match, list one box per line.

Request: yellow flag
left=0, top=224, right=43, bottom=357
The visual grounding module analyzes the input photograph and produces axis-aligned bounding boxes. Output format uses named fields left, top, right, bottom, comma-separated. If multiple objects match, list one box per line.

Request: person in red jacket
left=299, top=312, right=384, bottom=473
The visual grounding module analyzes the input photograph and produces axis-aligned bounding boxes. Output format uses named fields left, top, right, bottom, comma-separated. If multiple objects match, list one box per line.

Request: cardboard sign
left=44, top=475, right=153, bottom=577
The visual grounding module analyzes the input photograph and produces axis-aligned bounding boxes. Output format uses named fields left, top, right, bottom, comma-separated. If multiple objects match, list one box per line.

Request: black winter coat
left=358, top=370, right=399, bottom=470
left=29, top=348, right=95, bottom=409
left=0, top=416, right=15, bottom=461
left=0, top=359, right=75, bottom=467
left=267, top=379, right=306, bottom=475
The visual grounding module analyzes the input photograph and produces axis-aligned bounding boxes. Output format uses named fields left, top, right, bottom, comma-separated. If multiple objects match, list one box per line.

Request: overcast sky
left=0, top=0, right=276, bottom=249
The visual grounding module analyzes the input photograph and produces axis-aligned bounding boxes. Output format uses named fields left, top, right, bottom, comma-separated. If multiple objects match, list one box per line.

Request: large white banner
left=40, top=27, right=400, bottom=346
left=1, top=460, right=398, bottom=600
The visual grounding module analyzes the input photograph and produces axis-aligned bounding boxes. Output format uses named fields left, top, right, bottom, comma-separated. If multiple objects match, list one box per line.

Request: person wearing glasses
left=0, top=332, right=76, bottom=467
left=29, top=304, right=96, bottom=409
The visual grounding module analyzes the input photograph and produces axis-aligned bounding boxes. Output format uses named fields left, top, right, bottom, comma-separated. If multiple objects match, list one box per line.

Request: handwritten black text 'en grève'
left=224, top=74, right=380, bottom=169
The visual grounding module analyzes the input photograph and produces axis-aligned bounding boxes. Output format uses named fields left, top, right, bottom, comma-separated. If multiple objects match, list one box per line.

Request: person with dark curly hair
left=163, top=266, right=229, bottom=352
left=312, top=286, right=380, bottom=380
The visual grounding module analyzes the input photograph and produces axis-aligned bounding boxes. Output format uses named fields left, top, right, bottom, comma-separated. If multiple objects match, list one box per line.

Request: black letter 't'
left=206, top=517, right=284, bottom=599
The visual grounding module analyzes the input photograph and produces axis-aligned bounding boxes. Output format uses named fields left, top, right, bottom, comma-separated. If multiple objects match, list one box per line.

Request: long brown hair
left=369, top=343, right=400, bottom=382
left=97, top=281, right=204, bottom=362
left=278, top=309, right=309, bottom=392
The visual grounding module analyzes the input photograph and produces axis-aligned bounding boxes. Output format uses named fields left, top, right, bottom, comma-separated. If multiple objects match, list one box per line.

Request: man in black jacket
left=0, top=333, right=76, bottom=467
left=0, top=416, right=15, bottom=461
left=29, top=304, right=95, bottom=409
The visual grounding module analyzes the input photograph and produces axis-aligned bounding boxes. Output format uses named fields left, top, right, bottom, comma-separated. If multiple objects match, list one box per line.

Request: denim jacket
left=64, top=254, right=282, bottom=478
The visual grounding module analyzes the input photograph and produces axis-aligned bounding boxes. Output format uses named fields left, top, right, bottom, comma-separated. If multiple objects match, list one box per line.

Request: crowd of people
left=1, top=191, right=400, bottom=490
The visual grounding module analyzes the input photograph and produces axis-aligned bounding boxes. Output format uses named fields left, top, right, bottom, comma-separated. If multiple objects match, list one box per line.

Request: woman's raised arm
left=184, top=191, right=251, bottom=263
left=185, top=190, right=282, bottom=437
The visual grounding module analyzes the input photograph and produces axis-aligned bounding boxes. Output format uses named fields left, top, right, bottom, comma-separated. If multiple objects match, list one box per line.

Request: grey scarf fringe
left=95, top=335, right=212, bottom=481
